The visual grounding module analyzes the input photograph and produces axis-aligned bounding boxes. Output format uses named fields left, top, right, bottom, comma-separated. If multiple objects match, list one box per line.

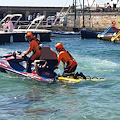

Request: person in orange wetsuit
left=22, top=32, right=41, bottom=73
left=55, top=43, right=77, bottom=74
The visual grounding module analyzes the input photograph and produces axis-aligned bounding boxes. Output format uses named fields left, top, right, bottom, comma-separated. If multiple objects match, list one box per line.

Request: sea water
left=0, top=37, right=120, bottom=120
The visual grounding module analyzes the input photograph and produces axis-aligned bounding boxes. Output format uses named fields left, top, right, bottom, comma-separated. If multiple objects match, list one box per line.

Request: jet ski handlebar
left=12, top=51, right=29, bottom=61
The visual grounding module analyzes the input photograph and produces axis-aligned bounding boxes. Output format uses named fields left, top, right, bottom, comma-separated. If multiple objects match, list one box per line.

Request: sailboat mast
left=74, top=0, right=76, bottom=28
left=82, top=0, right=85, bottom=28
left=73, top=0, right=78, bottom=32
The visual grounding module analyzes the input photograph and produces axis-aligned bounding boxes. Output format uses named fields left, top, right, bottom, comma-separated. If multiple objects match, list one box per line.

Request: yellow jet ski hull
left=58, top=76, right=106, bottom=84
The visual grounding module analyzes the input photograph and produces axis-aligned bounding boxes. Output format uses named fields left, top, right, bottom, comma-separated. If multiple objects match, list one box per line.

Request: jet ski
left=0, top=51, right=106, bottom=84
left=0, top=51, right=57, bottom=83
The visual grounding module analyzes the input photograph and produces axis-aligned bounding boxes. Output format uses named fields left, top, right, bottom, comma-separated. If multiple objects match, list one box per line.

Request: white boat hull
left=51, top=31, right=81, bottom=38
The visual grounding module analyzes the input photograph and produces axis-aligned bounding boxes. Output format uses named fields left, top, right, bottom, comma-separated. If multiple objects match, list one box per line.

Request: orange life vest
left=25, top=39, right=41, bottom=61
left=56, top=50, right=77, bottom=69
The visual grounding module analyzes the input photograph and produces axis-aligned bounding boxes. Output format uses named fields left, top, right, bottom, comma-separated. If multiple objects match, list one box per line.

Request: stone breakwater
left=66, top=12, right=120, bottom=31
left=41, top=12, right=120, bottom=32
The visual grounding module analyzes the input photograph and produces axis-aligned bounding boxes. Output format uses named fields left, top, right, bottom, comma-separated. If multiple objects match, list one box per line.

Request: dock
left=0, top=29, right=51, bottom=44
left=0, top=14, right=51, bottom=44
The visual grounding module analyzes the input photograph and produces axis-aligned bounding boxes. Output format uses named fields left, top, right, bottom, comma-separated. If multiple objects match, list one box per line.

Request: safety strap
left=67, top=51, right=73, bottom=59
left=62, top=56, right=71, bottom=61
left=62, top=51, right=73, bottom=62
left=33, top=46, right=39, bottom=51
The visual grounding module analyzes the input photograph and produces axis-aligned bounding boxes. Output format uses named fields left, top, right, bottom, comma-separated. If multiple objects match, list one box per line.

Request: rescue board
left=58, top=76, right=106, bottom=84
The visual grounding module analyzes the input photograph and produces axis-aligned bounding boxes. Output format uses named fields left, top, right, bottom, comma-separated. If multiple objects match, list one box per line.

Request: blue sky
left=0, top=0, right=73, bottom=7
left=0, top=0, right=115, bottom=7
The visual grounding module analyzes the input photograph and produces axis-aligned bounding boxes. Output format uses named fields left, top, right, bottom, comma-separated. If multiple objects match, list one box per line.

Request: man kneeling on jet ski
left=55, top=42, right=86, bottom=79
left=33, top=46, right=58, bottom=77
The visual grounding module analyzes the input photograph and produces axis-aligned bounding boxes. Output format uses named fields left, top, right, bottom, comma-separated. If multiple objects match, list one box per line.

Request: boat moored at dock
left=51, top=31, right=81, bottom=38
left=0, top=14, right=51, bottom=44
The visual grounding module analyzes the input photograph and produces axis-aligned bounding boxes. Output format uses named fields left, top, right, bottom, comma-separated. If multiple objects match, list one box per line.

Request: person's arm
left=32, top=60, right=41, bottom=72
left=25, top=42, right=33, bottom=55
left=55, top=53, right=62, bottom=68
left=34, top=60, right=40, bottom=74
left=33, top=60, right=47, bottom=74
left=42, top=61, right=47, bottom=68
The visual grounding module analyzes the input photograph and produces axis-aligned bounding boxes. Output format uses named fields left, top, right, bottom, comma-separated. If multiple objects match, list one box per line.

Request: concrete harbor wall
left=38, top=12, right=120, bottom=32
left=66, top=12, right=120, bottom=31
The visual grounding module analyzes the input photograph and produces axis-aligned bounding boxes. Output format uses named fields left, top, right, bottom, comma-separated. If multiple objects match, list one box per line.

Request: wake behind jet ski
left=0, top=51, right=57, bottom=83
